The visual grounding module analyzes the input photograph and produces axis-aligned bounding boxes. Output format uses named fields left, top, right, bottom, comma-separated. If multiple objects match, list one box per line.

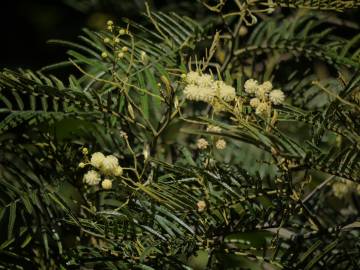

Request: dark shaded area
left=0, top=0, right=202, bottom=70
left=0, top=0, right=86, bottom=69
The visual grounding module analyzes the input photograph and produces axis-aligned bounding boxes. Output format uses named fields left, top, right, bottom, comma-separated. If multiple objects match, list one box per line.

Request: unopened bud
left=140, top=51, right=148, bottom=65
left=78, top=162, right=86, bottom=168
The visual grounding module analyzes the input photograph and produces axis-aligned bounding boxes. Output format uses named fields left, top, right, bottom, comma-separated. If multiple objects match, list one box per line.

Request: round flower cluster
left=197, top=200, right=207, bottom=212
left=80, top=151, right=123, bottom=190
left=206, top=125, right=222, bottom=133
left=205, top=125, right=227, bottom=150
left=332, top=179, right=360, bottom=199
left=197, top=138, right=209, bottom=150
left=244, top=79, right=285, bottom=116
left=215, top=139, right=226, bottom=150
left=101, top=21, right=131, bottom=61
left=183, top=71, right=236, bottom=103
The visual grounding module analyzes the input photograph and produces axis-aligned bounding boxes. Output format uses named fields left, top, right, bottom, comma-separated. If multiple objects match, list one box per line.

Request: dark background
left=3, top=0, right=357, bottom=72
left=0, top=0, right=200, bottom=70
left=1, top=0, right=86, bottom=69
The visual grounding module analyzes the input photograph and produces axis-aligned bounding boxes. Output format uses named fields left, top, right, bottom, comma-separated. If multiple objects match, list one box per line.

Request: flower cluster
left=197, top=200, right=206, bottom=212
left=196, top=125, right=227, bottom=151
left=332, top=179, right=360, bottom=199
left=215, top=139, right=226, bottom=150
left=197, top=138, right=209, bottom=150
left=183, top=71, right=236, bottom=103
left=101, top=20, right=131, bottom=61
left=244, top=79, right=285, bottom=116
left=206, top=125, right=222, bottom=133
left=79, top=149, right=123, bottom=190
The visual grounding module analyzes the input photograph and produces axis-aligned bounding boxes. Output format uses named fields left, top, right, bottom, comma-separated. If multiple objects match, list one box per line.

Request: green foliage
left=0, top=1, right=360, bottom=269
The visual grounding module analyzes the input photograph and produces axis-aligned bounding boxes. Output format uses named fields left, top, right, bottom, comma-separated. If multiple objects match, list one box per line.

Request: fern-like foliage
left=1, top=1, right=360, bottom=269
left=273, top=0, right=360, bottom=10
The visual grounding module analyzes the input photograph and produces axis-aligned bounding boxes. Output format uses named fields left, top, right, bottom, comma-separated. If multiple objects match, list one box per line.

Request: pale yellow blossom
left=249, top=97, right=260, bottom=108
left=101, top=155, right=119, bottom=174
left=269, top=89, right=285, bottom=105
left=90, top=152, right=105, bottom=168
left=197, top=138, right=209, bottom=150
left=83, top=170, right=101, bottom=185
left=215, top=139, right=226, bottom=150
left=102, top=179, right=113, bottom=190
left=255, top=102, right=270, bottom=116
left=197, top=200, right=206, bottom=212
left=244, top=79, right=259, bottom=94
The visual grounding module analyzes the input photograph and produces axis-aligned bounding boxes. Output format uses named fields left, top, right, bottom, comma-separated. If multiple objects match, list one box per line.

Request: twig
left=302, top=175, right=335, bottom=203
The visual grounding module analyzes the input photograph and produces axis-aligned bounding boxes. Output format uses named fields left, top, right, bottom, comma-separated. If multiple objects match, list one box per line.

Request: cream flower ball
left=197, top=200, right=206, bottom=212
left=102, top=179, right=113, bottom=190
left=255, top=88, right=269, bottom=100
left=206, top=125, right=222, bottom=133
left=113, top=165, right=123, bottom=176
left=185, top=71, right=201, bottom=85
left=197, top=138, right=209, bottom=150
left=249, top=97, right=260, bottom=108
left=259, top=81, right=273, bottom=92
left=256, top=81, right=273, bottom=100
left=197, top=74, right=214, bottom=87
left=83, top=170, right=101, bottom=185
left=255, top=102, right=269, bottom=115
left=216, top=81, right=236, bottom=101
left=101, top=155, right=119, bottom=173
left=90, top=152, right=105, bottom=168
left=78, top=162, right=86, bottom=168
left=183, top=85, right=215, bottom=102
left=244, top=79, right=259, bottom=94
left=269, top=89, right=285, bottom=105
left=215, top=139, right=226, bottom=150
left=183, top=84, right=199, bottom=100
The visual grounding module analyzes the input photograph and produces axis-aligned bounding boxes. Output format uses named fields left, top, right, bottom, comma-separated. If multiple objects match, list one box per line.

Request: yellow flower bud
left=101, top=155, right=119, bottom=174
left=113, top=166, right=123, bottom=176
left=102, top=179, right=112, bottom=190
left=122, top=46, right=128, bottom=52
left=78, top=162, right=86, bottom=168
left=140, top=51, right=148, bottom=65
left=83, top=170, right=101, bottom=185
left=119, top=29, right=126, bottom=35
left=238, top=26, right=248, bottom=36
left=197, top=200, right=206, bottom=212
left=215, top=139, right=226, bottom=150
left=101, top=52, right=108, bottom=58
left=196, top=138, right=208, bottom=150
left=90, top=152, right=105, bottom=168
